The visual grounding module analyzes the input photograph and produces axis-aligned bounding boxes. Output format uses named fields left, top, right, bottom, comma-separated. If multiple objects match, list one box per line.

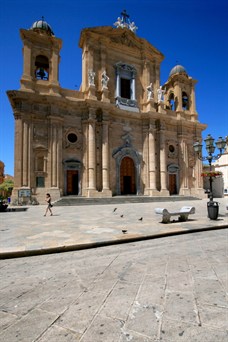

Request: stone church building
left=7, top=12, right=206, bottom=203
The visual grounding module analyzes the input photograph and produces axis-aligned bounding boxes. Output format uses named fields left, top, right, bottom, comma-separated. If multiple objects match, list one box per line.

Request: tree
left=0, top=179, right=14, bottom=199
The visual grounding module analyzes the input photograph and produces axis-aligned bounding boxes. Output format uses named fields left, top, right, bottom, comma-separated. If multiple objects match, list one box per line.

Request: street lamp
left=193, top=134, right=226, bottom=219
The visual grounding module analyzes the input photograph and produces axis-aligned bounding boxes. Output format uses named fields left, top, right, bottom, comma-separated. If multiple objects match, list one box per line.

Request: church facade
left=7, top=13, right=206, bottom=204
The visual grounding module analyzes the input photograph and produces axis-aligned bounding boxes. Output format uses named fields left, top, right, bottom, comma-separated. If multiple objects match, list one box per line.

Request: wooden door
left=120, top=157, right=136, bottom=195
left=67, top=170, right=79, bottom=195
left=169, top=174, right=177, bottom=195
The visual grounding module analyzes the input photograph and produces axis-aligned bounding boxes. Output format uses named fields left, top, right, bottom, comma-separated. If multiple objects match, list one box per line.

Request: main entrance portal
left=120, top=157, right=136, bottom=195
left=169, top=174, right=177, bottom=195
left=67, top=170, right=79, bottom=195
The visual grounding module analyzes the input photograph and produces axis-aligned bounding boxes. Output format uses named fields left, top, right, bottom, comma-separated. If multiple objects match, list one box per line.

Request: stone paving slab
left=0, top=198, right=227, bottom=258
left=0, top=229, right=227, bottom=341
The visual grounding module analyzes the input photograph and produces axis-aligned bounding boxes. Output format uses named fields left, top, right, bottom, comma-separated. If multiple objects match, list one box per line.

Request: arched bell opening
left=182, top=91, right=189, bottom=110
left=35, top=55, right=49, bottom=80
left=168, top=92, right=175, bottom=111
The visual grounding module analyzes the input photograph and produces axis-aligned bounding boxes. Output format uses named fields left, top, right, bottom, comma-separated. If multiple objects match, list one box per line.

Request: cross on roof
left=121, top=9, right=129, bottom=23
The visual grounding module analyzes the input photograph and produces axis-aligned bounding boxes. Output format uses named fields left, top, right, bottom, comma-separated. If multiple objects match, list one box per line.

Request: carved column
left=22, top=121, right=29, bottom=187
left=22, top=43, right=32, bottom=81
left=182, top=138, right=188, bottom=188
left=14, top=115, right=23, bottom=188
left=148, top=121, right=157, bottom=191
left=56, top=125, right=63, bottom=188
left=81, top=119, right=88, bottom=195
left=131, top=71, right=136, bottom=101
left=88, top=113, right=96, bottom=190
left=159, top=124, right=169, bottom=195
left=190, top=87, right=196, bottom=113
left=116, top=72, right=120, bottom=98
left=50, top=49, right=59, bottom=85
left=51, top=125, right=57, bottom=187
left=102, top=120, right=111, bottom=195
left=174, top=82, right=182, bottom=111
left=142, top=121, right=149, bottom=193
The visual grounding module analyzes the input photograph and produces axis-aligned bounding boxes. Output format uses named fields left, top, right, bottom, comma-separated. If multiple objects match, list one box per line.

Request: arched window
left=182, top=91, right=189, bottom=110
left=115, top=62, right=139, bottom=112
left=35, top=55, right=49, bottom=80
left=168, top=92, right=175, bottom=110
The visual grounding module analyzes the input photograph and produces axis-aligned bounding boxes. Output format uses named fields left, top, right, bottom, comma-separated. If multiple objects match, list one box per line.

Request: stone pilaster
left=160, top=124, right=169, bottom=195
left=148, top=121, right=159, bottom=196
left=101, top=120, right=112, bottom=196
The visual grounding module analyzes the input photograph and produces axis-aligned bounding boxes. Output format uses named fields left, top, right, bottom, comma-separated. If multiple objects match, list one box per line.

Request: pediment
left=79, top=26, right=164, bottom=61
left=80, top=26, right=141, bottom=50
left=109, top=30, right=142, bottom=49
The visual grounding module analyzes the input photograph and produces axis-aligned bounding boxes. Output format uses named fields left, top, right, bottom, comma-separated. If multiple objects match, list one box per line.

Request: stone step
left=54, top=195, right=201, bottom=206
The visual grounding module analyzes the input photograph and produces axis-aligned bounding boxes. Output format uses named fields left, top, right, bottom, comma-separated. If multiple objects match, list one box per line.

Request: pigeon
left=138, top=217, right=143, bottom=221
left=122, top=229, right=127, bottom=234
left=113, top=208, right=117, bottom=212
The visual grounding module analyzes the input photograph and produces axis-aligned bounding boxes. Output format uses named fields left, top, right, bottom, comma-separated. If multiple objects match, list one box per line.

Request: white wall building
left=213, top=140, right=228, bottom=197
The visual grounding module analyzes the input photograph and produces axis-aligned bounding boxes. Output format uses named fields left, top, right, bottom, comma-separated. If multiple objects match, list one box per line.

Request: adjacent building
left=7, top=12, right=207, bottom=203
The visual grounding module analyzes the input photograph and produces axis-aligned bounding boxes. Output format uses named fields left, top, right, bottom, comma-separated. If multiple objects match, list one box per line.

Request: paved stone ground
left=0, top=229, right=227, bottom=341
left=0, top=198, right=227, bottom=258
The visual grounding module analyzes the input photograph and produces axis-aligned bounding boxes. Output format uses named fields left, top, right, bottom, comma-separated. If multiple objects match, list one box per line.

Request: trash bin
left=207, top=201, right=219, bottom=220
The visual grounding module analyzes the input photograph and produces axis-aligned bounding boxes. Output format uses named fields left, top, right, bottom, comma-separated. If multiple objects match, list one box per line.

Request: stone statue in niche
left=88, top=70, right=95, bottom=86
left=114, top=17, right=123, bottom=28
left=157, top=86, right=165, bottom=103
left=129, top=22, right=138, bottom=33
left=146, top=83, right=154, bottom=100
left=101, top=70, right=110, bottom=89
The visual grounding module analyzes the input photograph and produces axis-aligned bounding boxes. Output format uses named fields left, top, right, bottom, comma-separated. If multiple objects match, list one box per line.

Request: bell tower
left=20, top=18, right=62, bottom=96
left=164, top=65, right=198, bottom=120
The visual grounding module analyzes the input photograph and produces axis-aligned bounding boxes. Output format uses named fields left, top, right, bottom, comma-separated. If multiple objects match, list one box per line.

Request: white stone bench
left=155, top=206, right=195, bottom=223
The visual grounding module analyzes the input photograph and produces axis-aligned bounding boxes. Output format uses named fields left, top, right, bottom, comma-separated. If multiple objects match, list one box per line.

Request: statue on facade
left=146, top=83, right=153, bottom=100
left=129, top=21, right=138, bottom=33
left=157, top=86, right=165, bottom=103
left=114, top=17, right=123, bottom=28
left=101, top=70, right=110, bottom=89
left=88, top=69, right=95, bottom=86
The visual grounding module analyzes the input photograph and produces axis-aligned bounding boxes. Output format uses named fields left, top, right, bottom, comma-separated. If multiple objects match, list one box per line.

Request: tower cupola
left=31, top=17, right=54, bottom=36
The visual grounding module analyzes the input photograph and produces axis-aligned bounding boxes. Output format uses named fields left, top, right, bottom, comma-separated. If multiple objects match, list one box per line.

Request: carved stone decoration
left=110, top=34, right=139, bottom=48
left=64, top=127, right=82, bottom=150
left=33, top=125, right=48, bottom=148
left=167, top=141, right=178, bottom=159
left=188, top=147, right=195, bottom=168
left=88, top=69, right=95, bottom=86
left=168, top=164, right=180, bottom=174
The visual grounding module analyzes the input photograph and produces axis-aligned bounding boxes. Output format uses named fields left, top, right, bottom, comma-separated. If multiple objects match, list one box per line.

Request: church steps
left=54, top=195, right=201, bottom=206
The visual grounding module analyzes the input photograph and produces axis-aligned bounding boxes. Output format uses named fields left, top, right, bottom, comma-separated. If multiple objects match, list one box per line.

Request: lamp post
left=193, top=134, right=226, bottom=219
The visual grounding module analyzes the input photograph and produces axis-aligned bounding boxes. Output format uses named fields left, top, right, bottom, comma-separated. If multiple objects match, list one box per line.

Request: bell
left=37, top=68, right=46, bottom=79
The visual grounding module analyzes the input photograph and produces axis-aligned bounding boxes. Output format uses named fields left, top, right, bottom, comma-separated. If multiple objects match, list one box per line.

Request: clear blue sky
left=1, top=0, right=227, bottom=176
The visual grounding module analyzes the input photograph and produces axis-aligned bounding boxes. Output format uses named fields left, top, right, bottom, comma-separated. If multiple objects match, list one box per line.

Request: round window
left=169, top=145, right=175, bottom=153
left=67, top=133, right=77, bottom=144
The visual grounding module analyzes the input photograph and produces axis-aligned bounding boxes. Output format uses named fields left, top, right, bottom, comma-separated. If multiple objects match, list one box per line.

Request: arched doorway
left=63, top=159, right=81, bottom=196
left=120, top=157, right=136, bottom=195
left=67, top=170, right=79, bottom=195
left=168, top=164, right=179, bottom=195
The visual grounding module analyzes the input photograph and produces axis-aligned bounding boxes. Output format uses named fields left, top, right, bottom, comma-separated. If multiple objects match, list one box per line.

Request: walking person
left=44, top=193, right=53, bottom=216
